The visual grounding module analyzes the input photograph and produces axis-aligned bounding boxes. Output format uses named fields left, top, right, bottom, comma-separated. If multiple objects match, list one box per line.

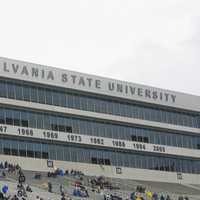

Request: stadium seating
left=0, top=161, right=199, bottom=200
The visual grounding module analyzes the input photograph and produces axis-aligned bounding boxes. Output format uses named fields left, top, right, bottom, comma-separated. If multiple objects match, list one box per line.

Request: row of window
left=1, top=137, right=199, bottom=174
left=0, top=79, right=199, bottom=128
left=0, top=106, right=200, bottom=150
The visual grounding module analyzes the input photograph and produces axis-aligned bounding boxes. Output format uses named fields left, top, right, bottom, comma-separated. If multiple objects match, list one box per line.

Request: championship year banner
left=0, top=124, right=199, bottom=158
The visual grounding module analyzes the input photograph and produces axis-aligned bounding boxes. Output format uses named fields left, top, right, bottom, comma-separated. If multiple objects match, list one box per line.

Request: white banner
left=0, top=124, right=199, bottom=158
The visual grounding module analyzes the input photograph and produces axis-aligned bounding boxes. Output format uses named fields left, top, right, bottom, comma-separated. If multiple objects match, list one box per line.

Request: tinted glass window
left=0, top=81, right=6, bottom=97
left=7, top=82, right=15, bottom=99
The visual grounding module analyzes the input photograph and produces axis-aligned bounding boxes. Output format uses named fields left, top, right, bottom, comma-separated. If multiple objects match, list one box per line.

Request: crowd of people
left=0, top=161, right=195, bottom=200
left=130, top=191, right=172, bottom=200
left=103, top=185, right=191, bottom=200
left=129, top=192, right=190, bottom=200
left=46, top=168, right=84, bottom=179
left=0, top=161, right=20, bottom=175
left=90, top=176, right=119, bottom=192
left=128, top=186, right=190, bottom=200
left=0, top=162, right=31, bottom=200
left=67, top=169, right=84, bottom=177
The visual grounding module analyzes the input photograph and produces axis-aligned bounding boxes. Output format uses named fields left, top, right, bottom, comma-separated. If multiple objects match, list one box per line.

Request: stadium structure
left=0, top=57, right=199, bottom=184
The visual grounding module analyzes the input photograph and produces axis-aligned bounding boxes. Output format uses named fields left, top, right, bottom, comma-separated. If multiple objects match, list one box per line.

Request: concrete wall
left=0, top=57, right=200, bottom=113
left=1, top=155, right=200, bottom=185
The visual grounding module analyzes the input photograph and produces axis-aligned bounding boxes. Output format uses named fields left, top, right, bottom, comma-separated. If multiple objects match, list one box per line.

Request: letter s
left=62, top=74, right=68, bottom=82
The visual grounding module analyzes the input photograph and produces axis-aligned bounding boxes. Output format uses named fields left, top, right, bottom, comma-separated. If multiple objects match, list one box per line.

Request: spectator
left=4, top=161, right=8, bottom=169
left=48, top=182, right=52, bottom=193
left=26, top=185, right=32, bottom=193
left=2, top=185, right=8, bottom=195
left=146, top=191, right=152, bottom=199
left=60, top=184, right=64, bottom=194
left=61, top=196, right=66, bottom=200
left=130, top=192, right=135, bottom=200
left=160, top=195, right=165, bottom=200
left=104, top=194, right=111, bottom=200
left=152, top=192, right=158, bottom=200
left=0, top=192, right=4, bottom=199
left=34, top=173, right=41, bottom=179
left=65, top=170, right=69, bottom=175
left=178, top=196, right=184, bottom=200
left=2, top=171, right=6, bottom=177
left=166, top=195, right=171, bottom=200
left=85, top=188, right=89, bottom=198
left=0, top=162, right=3, bottom=169
left=11, top=195, right=19, bottom=200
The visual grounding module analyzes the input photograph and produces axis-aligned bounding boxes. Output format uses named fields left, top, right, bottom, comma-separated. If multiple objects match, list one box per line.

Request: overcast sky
left=0, top=0, right=199, bottom=95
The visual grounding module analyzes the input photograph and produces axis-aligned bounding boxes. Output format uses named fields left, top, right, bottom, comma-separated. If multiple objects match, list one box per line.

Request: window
left=3, top=140, right=11, bottom=155
left=5, top=110, right=13, bottom=125
left=15, top=84, right=23, bottom=100
left=29, top=113, right=37, bottom=128
left=34, top=143, right=42, bottom=159
left=60, top=93, right=66, bottom=107
left=58, top=117, right=65, bottom=132
left=13, top=110, right=20, bottom=126
left=0, top=109, right=5, bottom=124
left=46, top=89, right=52, bottom=105
left=143, top=137, right=149, bottom=143
left=138, top=136, right=143, bottom=142
left=42, top=143, right=49, bottom=159
left=9, top=140, right=19, bottom=156
left=66, top=126, right=72, bottom=133
left=51, top=116, right=58, bottom=131
left=43, top=115, right=51, bottom=130
left=131, top=135, right=137, bottom=141
left=98, top=158, right=104, bottom=165
left=19, top=141, right=26, bottom=157
left=27, top=142, right=34, bottom=158
left=105, top=159, right=111, bottom=165
left=0, top=81, right=7, bottom=97
left=4, top=148, right=10, bottom=155
left=7, top=82, right=15, bottom=99
left=52, top=91, right=60, bottom=106
left=67, top=94, right=74, bottom=108
left=21, top=111, right=29, bottom=127
left=38, top=88, right=45, bottom=104
left=0, top=78, right=199, bottom=129
left=74, top=95, right=80, bottom=109
left=91, top=157, right=97, bottom=164
left=11, top=148, right=18, bottom=156
left=42, top=152, right=49, bottom=159
left=37, top=114, right=43, bottom=129
left=30, top=87, right=38, bottom=102
left=23, top=86, right=30, bottom=101
left=0, top=105, right=200, bottom=150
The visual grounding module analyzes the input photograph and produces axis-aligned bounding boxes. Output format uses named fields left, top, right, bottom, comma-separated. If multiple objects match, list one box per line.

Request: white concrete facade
left=0, top=57, right=200, bottom=112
